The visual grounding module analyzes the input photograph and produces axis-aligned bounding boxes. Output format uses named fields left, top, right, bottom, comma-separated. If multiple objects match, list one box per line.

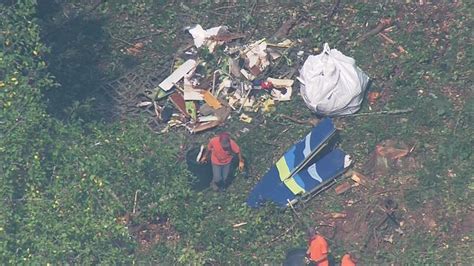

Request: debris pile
left=137, top=24, right=299, bottom=134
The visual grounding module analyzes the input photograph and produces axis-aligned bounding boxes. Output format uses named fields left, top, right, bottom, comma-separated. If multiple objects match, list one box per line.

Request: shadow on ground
left=37, top=0, right=116, bottom=122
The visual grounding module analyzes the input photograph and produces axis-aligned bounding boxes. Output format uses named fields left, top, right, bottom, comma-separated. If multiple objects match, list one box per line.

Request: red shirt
left=207, top=136, right=240, bottom=165
left=308, top=235, right=329, bottom=266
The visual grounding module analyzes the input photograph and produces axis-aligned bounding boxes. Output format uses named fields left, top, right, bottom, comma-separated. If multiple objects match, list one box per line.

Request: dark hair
left=219, top=132, right=232, bottom=154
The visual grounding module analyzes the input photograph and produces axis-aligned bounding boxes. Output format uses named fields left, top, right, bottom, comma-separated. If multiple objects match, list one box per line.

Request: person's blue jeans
left=211, top=163, right=231, bottom=185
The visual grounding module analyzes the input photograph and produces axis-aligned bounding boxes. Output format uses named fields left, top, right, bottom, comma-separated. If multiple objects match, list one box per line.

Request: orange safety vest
left=308, top=235, right=329, bottom=266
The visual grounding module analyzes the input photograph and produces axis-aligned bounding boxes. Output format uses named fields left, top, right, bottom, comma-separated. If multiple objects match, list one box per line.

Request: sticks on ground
left=341, top=108, right=413, bottom=118
left=133, top=190, right=141, bottom=214
left=357, top=18, right=393, bottom=44
left=327, top=0, right=341, bottom=21
left=108, top=31, right=135, bottom=47
left=266, top=223, right=297, bottom=245
left=287, top=199, right=311, bottom=232
left=279, top=114, right=319, bottom=126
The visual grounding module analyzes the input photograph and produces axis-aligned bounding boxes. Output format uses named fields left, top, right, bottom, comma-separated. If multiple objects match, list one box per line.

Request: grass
left=36, top=0, right=473, bottom=264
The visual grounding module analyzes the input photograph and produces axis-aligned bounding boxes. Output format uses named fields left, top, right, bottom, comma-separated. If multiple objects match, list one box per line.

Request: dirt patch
left=405, top=201, right=440, bottom=235
left=317, top=141, right=423, bottom=255
left=117, top=213, right=180, bottom=252
left=453, top=211, right=474, bottom=237
left=332, top=196, right=403, bottom=252
left=131, top=218, right=180, bottom=252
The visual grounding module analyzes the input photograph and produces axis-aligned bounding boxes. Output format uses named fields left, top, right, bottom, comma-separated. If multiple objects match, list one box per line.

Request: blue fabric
left=293, top=149, right=347, bottom=189
left=246, top=166, right=294, bottom=207
left=283, top=146, right=296, bottom=171
left=247, top=149, right=347, bottom=208
left=246, top=118, right=347, bottom=208
left=290, top=118, right=334, bottom=171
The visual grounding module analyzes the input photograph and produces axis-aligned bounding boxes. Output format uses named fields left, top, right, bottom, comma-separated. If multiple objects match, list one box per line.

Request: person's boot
left=210, top=182, right=219, bottom=192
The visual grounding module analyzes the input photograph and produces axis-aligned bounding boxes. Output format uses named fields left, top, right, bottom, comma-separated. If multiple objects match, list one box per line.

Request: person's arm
left=237, top=151, right=244, bottom=170
left=230, top=140, right=244, bottom=170
left=237, top=151, right=244, bottom=163
left=310, top=254, right=328, bottom=264
left=200, top=141, right=212, bottom=163
left=200, top=149, right=210, bottom=163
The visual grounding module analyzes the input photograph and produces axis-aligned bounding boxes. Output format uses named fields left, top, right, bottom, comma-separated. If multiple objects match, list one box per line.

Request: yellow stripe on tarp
left=284, top=177, right=305, bottom=195
left=276, top=157, right=305, bottom=195
left=276, top=157, right=291, bottom=181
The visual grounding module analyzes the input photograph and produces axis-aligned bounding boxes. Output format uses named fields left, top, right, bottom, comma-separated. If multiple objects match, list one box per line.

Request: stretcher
left=246, top=118, right=351, bottom=208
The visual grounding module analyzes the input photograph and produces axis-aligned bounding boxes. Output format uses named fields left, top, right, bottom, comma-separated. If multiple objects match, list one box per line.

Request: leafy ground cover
left=1, top=0, right=472, bottom=264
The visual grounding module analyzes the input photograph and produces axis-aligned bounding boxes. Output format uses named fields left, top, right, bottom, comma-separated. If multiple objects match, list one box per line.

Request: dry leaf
left=368, top=92, right=381, bottom=105
left=133, top=42, right=144, bottom=49
left=376, top=144, right=409, bottom=160
left=383, top=234, right=394, bottom=243
left=335, top=182, right=352, bottom=195
left=351, top=171, right=369, bottom=185
left=346, top=199, right=354, bottom=206
left=397, top=45, right=408, bottom=54
left=329, top=212, right=347, bottom=219
left=126, top=42, right=145, bottom=56
left=233, top=222, right=248, bottom=228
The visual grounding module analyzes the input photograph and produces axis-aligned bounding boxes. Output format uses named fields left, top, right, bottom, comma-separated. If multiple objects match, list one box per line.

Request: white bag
left=299, top=43, right=369, bottom=116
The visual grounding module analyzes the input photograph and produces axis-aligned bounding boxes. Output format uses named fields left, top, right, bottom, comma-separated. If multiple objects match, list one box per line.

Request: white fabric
left=299, top=43, right=369, bottom=116
left=187, top=24, right=228, bottom=51
left=307, top=164, right=322, bottom=182
left=188, top=25, right=207, bottom=48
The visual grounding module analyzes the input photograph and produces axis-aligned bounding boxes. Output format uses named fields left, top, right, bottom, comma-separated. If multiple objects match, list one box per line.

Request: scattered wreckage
left=132, top=24, right=298, bottom=134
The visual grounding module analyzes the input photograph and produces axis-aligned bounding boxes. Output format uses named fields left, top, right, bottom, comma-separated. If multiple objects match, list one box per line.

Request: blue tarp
left=247, top=118, right=349, bottom=208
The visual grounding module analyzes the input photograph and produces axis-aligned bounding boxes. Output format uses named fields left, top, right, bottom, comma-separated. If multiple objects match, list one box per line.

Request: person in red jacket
left=200, top=132, right=244, bottom=191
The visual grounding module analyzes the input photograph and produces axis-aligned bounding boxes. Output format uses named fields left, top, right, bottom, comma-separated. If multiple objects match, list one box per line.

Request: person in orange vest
left=306, top=228, right=329, bottom=266
left=341, top=252, right=358, bottom=266
left=200, top=132, right=244, bottom=191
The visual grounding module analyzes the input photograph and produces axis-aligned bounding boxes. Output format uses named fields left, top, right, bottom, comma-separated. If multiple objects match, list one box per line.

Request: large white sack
left=299, top=43, right=369, bottom=116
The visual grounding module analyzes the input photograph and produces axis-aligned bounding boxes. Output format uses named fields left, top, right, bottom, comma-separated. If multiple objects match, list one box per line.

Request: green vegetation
left=1, top=0, right=472, bottom=264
